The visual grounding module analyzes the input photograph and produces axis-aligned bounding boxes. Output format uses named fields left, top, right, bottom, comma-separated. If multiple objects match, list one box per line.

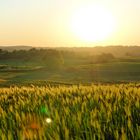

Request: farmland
left=0, top=47, right=140, bottom=87
left=0, top=84, right=140, bottom=139
left=0, top=46, right=140, bottom=139
left=0, top=61, right=140, bottom=87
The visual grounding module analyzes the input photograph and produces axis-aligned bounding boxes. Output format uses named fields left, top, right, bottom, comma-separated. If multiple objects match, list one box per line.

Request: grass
left=0, top=58, right=140, bottom=86
left=0, top=83, right=140, bottom=139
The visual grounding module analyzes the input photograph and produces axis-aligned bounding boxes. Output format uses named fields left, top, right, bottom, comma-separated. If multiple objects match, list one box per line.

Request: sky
left=0, top=0, right=140, bottom=47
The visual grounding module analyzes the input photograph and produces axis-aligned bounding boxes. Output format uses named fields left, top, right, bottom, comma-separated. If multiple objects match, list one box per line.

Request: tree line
left=0, top=48, right=64, bottom=69
left=0, top=48, right=116, bottom=69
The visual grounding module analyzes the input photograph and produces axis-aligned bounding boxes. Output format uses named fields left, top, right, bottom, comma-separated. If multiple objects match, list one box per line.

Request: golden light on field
left=70, top=4, right=116, bottom=43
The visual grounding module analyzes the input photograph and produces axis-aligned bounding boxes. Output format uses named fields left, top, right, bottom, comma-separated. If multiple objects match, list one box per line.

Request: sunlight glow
left=70, top=4, right=116, bottom=42
left=46, top=118, right=52, bottom=123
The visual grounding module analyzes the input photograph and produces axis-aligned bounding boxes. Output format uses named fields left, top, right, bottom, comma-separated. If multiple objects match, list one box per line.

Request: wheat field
left=0, top=84, right=140, bottom=140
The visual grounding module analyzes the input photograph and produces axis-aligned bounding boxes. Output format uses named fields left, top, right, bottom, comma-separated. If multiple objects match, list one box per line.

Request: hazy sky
left=0, top=0, right=140, bottom=47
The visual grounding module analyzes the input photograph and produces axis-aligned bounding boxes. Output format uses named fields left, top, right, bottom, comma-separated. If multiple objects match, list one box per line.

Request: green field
left=0, top=47, right=140, bottom=86
left=0, top=59, right=140, bottom=86
left=0, top=84, right=140, bottom=139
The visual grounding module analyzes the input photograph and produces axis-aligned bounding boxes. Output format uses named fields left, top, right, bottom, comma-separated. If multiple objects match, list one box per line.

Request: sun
left=70, top=4, right=116, bottom=42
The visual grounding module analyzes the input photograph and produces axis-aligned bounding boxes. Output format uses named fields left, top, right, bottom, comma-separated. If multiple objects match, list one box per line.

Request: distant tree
left=42, top=50, right=64, bottom=70
left=0, top=48, right=64, bottom=70
left=89, top=53, right=115, bottom=64
left=125, top=52, right=132, bottom=57
left=96, top=53, right=115, bottom=63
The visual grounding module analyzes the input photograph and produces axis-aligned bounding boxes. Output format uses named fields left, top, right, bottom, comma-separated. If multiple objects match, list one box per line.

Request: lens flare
left=46, top=118, right=52, bottom=123
left=40, top=105, right=50, bottom=115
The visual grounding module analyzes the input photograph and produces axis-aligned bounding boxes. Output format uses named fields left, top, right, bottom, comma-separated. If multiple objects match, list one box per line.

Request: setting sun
left=70, top=4, right=116, bottom=42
